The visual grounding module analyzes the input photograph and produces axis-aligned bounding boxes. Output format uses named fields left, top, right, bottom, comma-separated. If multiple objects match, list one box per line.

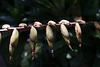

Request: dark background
left=0, top=0, right=100, bottom=67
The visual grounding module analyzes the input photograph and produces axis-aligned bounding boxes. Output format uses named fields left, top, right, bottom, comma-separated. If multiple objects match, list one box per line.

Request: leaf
left=2, top=1, right=13, bottom=12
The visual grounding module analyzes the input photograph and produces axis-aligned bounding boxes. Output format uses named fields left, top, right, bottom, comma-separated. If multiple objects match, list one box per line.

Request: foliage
left=0, top=0, right=100, bottom=67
